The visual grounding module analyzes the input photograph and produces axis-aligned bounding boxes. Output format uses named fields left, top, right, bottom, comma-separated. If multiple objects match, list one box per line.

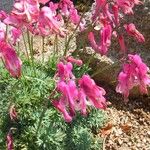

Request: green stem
left=27, top=30, right=36, bottom=76
left=5, top=25, right=8, bottom=41
left=35, top=88, right=56, bottom=136
left=22, top=32, right=30, bottom=62
left=64, top=34, right=68, bottom=55
left=42, top=36, right=45, bottom=62
left=64, top=12, right=85, bottom=56
left=53, top=35, right=56, bottom=55
left=17, top=42, right=20, bottom=56
left=50, top=35, right=59, bottom=64
left=55, top=35, right=59, bottom=54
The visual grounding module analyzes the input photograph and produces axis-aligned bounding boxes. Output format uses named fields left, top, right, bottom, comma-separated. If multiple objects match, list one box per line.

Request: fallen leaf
left=101, top=122, right=113, bottom=137
left=120, top=123, right=132, bottom=133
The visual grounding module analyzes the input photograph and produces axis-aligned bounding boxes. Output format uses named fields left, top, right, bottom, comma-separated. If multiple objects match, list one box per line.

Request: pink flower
left=59, top=0, right=74, bottom=17
left=0, top=10, right=8, bottom=21
left=129, top=0, right=142, bottom=5
left=37, top=6, right=65, bottom=36
left=7, top=132, right=13, bottom=150
left=66, top=56, right=83, bottom=66
left=52, top=80, right=78, bottom=122
left=0, top=22, right=21, bottom=44
left=118, top=34, right=126, bottom=53
left=116, top=54, right=150, bottom=101
left=116, top=0, right=134, bottom=14
left=4, top=0, right=40, bottom=27
left=0, top=41, right=22, bottom=78
left=92, top=0, right=106, bottom=21
left=69, top=8, right=80, bottom=24
left=79, top=75, right=106, bottom=109
left=52, top=100, right=72, bottom=122
left=100, top=24, right=112, bottom=55
left=4, top=15, right=22, bottom=28
left=13, top=0, right=39, bottom=22
left=0, top=21, right=6, bottom=41
left=9, top=27, right=21, bottom=45
left=56, top=61, right=74, bottom=80
left=53, top=75, right=107, bottom=122
left=53, top=60, right=107, bottom=122
left=112, top=4, right=119, bottom=26
left=78, top=89, right=87, bottom=116
left=38, top=0, right=50, bottom=4
left=69, top=8, right=85, bottom=30
left=9, top=105, right=17, bottom=121
left=103, top=4, right=113, bottom=24
left=116, top=68, right=131, bottom=101
left=58, top=0, right=85, bottom=30
left=88, top=24, right=112, bottom=55
left=116, top=0, right=142, bottom=15
left=128, top=54, right=150, bottom=94
left=124, top=23, right=145, bottom=43
left=88, top=32, right=100, bottom=53
left=57, top=80, right=77, bottom=115
left=49, top=2, right=58, bottom=12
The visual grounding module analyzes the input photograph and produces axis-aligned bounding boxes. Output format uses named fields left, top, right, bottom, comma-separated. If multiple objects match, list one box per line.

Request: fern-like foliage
left=0, top=59, right=107, bottom=150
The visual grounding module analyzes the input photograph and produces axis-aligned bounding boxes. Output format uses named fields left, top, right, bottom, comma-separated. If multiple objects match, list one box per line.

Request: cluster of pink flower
left=88, top=0, right=145, bottom=55
left=52, top=57, right=106, bottom=122
left=116, top=54, right=150, bottom=101
left=0, top=12, right=22, bottom=78
left=3, top=0, right=84, bottom=36
left=0, top=0, right=84, bottom=78
left=0, top=41, right=22, bottom=78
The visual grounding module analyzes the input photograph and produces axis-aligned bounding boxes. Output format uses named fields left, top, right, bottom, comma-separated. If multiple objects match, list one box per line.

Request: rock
left=78, top=47, right=120, bottom=86
left=0, top=0, right=14, bottom=13
left=77, top=1, right=150, bottom=97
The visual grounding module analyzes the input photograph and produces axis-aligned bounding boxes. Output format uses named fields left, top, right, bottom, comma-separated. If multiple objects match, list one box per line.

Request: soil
left=103, top=88, right=150, bottom=150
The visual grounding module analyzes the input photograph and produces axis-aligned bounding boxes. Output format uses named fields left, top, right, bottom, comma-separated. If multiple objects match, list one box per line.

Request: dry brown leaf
left=101, top=122, right=113, bottom=137
left=120, top=123, right=132, bottom=133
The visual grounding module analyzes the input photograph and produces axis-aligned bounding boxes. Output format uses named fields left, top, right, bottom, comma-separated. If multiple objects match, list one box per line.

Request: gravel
left=103, top=88, right=150, bottom=150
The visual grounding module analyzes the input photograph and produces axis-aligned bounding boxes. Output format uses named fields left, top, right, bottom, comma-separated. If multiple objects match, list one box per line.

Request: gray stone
left=78, top=47, right=120, bottom=87
left=0, top=0, right=14, bottom=13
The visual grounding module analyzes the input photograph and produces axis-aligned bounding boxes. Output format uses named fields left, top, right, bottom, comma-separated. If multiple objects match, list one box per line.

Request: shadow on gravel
left=106, top=87, right=150, bottom=113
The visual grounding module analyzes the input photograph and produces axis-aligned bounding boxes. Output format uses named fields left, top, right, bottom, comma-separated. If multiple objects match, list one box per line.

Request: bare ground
left=102, top=88, right=150, bottom=150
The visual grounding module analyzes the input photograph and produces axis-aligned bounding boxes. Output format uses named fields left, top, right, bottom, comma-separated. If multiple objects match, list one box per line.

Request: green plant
left=0, top=58, right=107, bottom=150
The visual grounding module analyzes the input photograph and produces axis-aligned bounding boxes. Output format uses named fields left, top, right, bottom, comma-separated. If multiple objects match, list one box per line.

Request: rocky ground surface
left=101, top=88, right=150, bottom=150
